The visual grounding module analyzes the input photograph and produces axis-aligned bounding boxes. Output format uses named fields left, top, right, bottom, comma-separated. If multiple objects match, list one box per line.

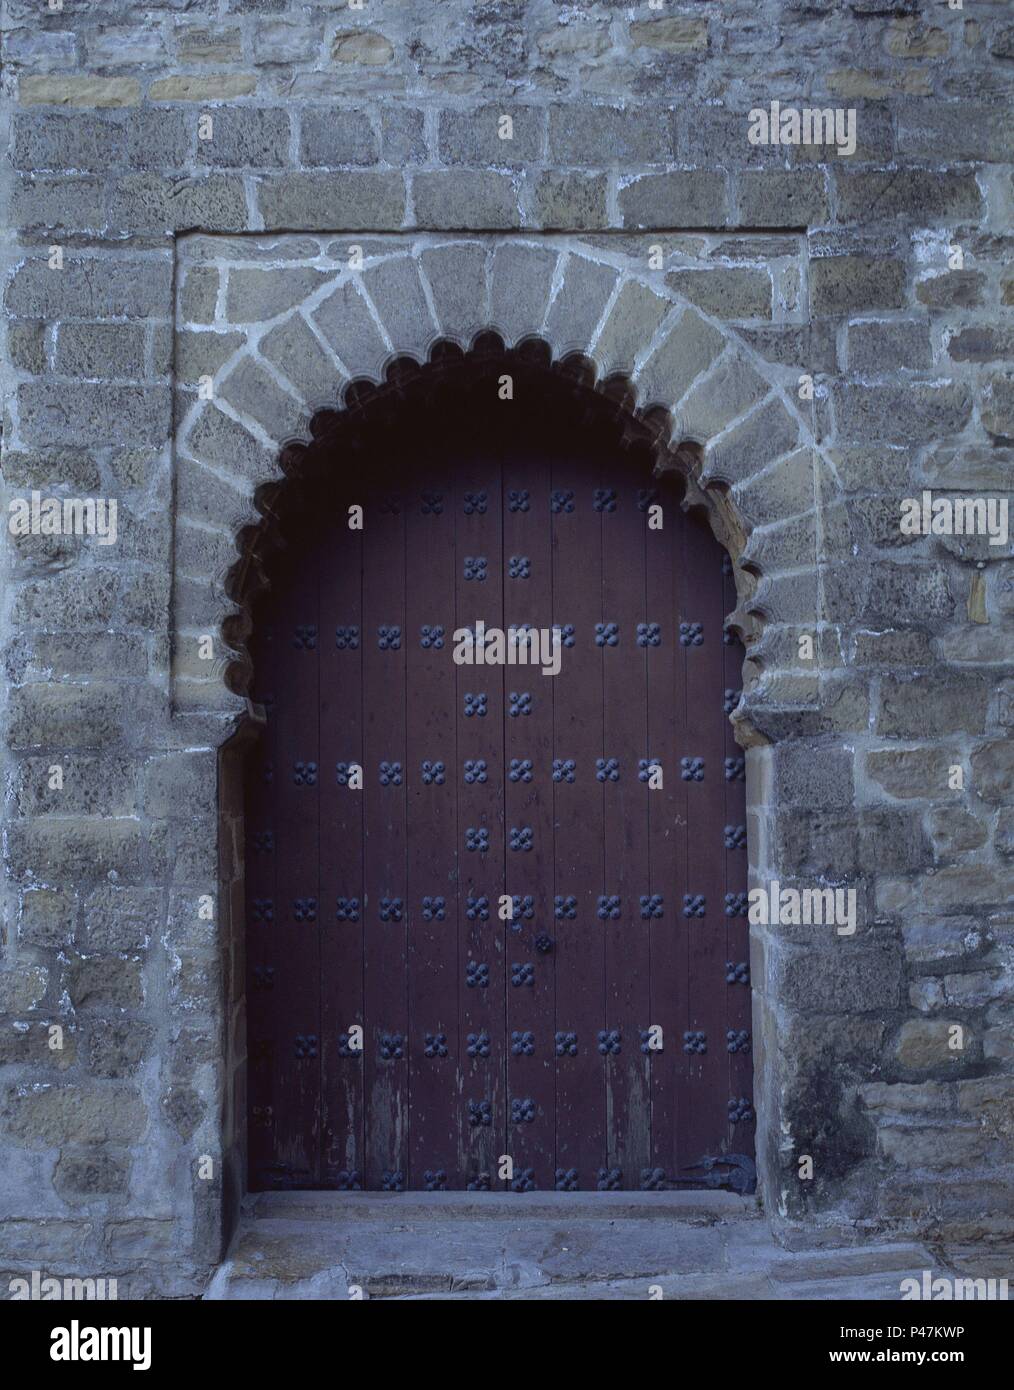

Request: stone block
left=831, top=381, right=972, bottom=443
left=108, top=174, right=248, bottom=233
left=915, top=271, right=985, bottom=310
left=225, top=267, right=328, bottom=324
left=705, top=396, right=799, bottom=487
left=438, top=106, right=541, bottom=166
left=84, top=886, right=161, bottom=952
left=197, top=107, right=290, bottom=168
left=300, top=109, right=378, bottom=167
left=5, top=255, right=173, bottom=321
left=847, top=319, right=932, bottom=372
left=87, top=1019, right=153, bottom=1079
left=55, top=323, right=146, bottom=379
left=981, top=375, right=1014, bottom=439
left=548, top=104, right=671, bottom=166
left=636, top=307, right=725, bottom=412
left=877, top=675, right=989, bottom=737
left=542, top=257, right=616, bottom=357
left=835, top=171, right=983, bottom=223
left=811, top=256, right=906, bottom=315
left=6, top=818, right=147, bottom=883
left=970, top=740, right=1014, bottom=804
left=411, top=171, right=518, bottom=230
left=149, top=74, right=257, bottom=102
left=420, top=243, right=488, bottom=343
left=0, top=1084, right=146, bottom=1147
left=619, top=172, right=729, bottom=229
left=665, top=268, right=771, bottom=320
left=775, top=939, right=904, bottom=1013
left=19, top=890, right=76, bottom=949
left=66, top=955, right=144, bottom=1011
left=259, top=314, right=345, bottom=409
left=17, top=381, right=171, bottom=447
left=258, top=172, right=405, bottom=230
left=0, top=967, right=49, bottom=1013
left=592, top=279, right=669, bottom=377
left=534, top=173, right=609, bottom=231
left=380, top=107, right=426, bottom=164
left=217, top=357, right=308, bottom=441
left=678, top=353, right=770, bottom=440
left=362, top=256, right=438, bottom=358
left=736, top=170, right=829, bottom=227
left=19, top=76, right=141, bottom=107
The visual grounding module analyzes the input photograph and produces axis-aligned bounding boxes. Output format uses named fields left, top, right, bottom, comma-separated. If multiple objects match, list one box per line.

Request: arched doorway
left=243, top=351, right=753, bottom=1193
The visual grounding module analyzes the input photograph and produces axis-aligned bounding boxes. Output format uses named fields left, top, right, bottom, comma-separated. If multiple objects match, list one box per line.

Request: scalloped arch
left=172, top=239, right=830, bottom=740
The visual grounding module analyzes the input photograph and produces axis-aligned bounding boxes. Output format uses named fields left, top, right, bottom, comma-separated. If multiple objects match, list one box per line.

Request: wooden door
left=245, top=383, right=753, bottom=1193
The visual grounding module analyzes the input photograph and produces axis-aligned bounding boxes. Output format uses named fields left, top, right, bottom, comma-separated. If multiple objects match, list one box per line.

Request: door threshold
left=243, top=1189, right=760, bottom=1223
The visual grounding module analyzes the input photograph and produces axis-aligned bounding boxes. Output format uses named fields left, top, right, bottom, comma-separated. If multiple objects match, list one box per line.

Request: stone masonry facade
left=1, top=0, right=1013, bottom=1297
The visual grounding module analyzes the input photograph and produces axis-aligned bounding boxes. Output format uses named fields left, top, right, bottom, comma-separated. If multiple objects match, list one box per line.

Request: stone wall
left=1, top=0, right=1012, bottom=1295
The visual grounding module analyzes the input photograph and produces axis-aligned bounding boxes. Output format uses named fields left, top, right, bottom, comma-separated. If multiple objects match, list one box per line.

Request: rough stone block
left=411, top=171, right=519, bottom=230
left=619, top=172, right=729, bottom=229
left=419, top=243, right=488, bottom=344
left=981, top=375, right=1014, bottom=439
left=5, top=255, right=173, bottom=321
left=736, top=170, right=829, bottom=227
left=665, top=267, right=771, bottom=320
left=835, top=171, right=983, bottom=223
left=772, top=742, right=854, bottom=808
left=970, top=740, right=1014, bottom=804
left=19, top=890, right=76, bottom=949
left=438, top=106, right=541, bottom=166
left=867, top=747, right=962, bottom=800
left=55, top=322, right=146, bottom=379
left=87, top=1019, right=153, bottom=1080
left=217, top=357, right=309, bottom=442
left=878, top=675, right=989, bottom=737
left=705, top=396, right=799, bottom=486
left=894, top=1019, right=973, bottom=1073
left=0, top=1084, right=146, bottom=1146
left=548, top=104, right=672, bottom=166
left=149, top=74, right=256, bottom=101
left=533, top=173, right=609, bottom=231
left=84, top=886, right=160, bottom=951
left=182, top=402, right=278, bottom=486
left=775, top=939, right=904, bottom=1013
left=19, top=76, right=141, bottom=107
left=380, top=107, right=426, bottom=164
left=362, top=256, right=438, bottom=358
left=947, top=325, right=1014, bottom=365
left=0, top=967, right=49, bottom=1013
left=677, top=352, right=770, bottom=440
left=312, top=279, right=390, bottom=381
left=17, top=381, right=171, bottom=447
left=108, top=173, right=248, bottom=233
left=225, top=267, right=328, bottom=324
left=299, top=109, right=378, bottom=167
left=197, top=107, right=290, bottom=167
left=831, top=381, right=972, bottom=443
left=636, top=307, right=725, bottom=412
left=810, top=255, right=906, bottom=315
left=66, top=956, right=144, bottom=1012
left=259, top=314, right=345, bottom=410
left=915, top=270, right=985, bottom=310
left=847, top=319, right=932, bottom=372
left=10, top=176, right=106, bottom=232
left=488, top=244, right=558, bottom=346
left=258, top=172, right=404, bottom=230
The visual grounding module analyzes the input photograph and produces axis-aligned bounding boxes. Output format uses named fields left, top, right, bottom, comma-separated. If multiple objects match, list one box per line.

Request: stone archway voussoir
left=702, top=396, right=803, bottom=490
left=360, top=255, right=440, bottom=368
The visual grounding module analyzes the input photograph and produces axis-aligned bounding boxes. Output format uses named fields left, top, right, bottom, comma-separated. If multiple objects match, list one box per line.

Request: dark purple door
left=244, top=386, right=753, bottom=1193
